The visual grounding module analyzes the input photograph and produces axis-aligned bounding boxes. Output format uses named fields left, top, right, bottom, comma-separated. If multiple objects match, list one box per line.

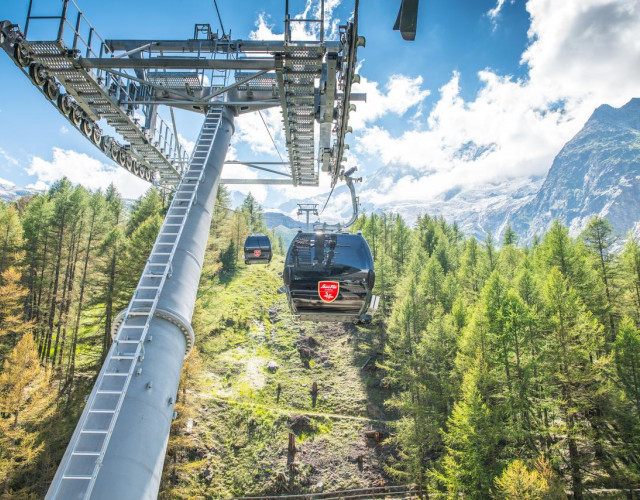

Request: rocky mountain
left=0, top=179, right=40, bottom=201
left=264, top=211, right=303, bottom=230
left=508, top=98, right=640, bottom=242
left=360, top=175, right=543, bottom=239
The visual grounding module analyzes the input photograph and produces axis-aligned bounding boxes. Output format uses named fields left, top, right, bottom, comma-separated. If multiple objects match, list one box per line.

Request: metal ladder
left=49, top=106, right=224, bottom=499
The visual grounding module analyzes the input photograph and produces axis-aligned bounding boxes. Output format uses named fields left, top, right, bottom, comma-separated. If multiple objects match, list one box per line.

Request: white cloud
left=249, top=0, right=343, bottom=42
left=349, top=72, right=430, bottom=129
left=0, top=147, right=19, bottom=167
left=353, top=0, right=640, bottom=209
left=522, top=0, right=640, bottom=109
left=487, top=0, right=515, bottom=28
left=221, top=162, right=268, bottom=203
left=60, top=125, right=69, bottom=135
left=26, top=148, right=150, bottom=199
left=233, top=108, right=285, bottom=157
left=177, top=133, right=195, bottom=156
left=0, top=176, right=16, bottom=188
left=212, top=0, right=640, bottom=220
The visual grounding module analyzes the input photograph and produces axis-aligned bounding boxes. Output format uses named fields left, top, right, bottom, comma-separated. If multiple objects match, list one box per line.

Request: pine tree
left=459, top=236, right=483, bottom=299
left=95, top=227, right=126, bottom=360
left=220, top=240, right=237, bottom=273
left=615, top=316, right=640, bottom=414
left=501, top=224, right=518, bottom=247
left=363, top=213, right=379, bottom=261
left=582, top=216, right=617, bottom=339
left=66, top=192, right=108, bottom=391
left=484, top=229, right=497, bottom=275
left=21, top=195, right=53, bottom=324
left=620, top=235, right=640, bottom=322
left=437, top=358, right=501, bottom=498
left=241, top=193, right=265, bottom=233
left=121, top=214, right=162, bottom=293
left=541, top=268, right=604, bottom=499
left=125, top=188, right=163, bottom=236
left=392, top=214, right=411, bottom=274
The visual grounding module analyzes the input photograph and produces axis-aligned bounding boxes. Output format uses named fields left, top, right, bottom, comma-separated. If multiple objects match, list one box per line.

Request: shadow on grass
left=350, top=319, right=398, bottom=427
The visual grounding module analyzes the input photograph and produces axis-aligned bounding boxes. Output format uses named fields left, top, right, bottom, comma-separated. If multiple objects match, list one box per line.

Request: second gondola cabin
left=283, top=231, right=378, bottom=323
left=244, top=234, right=272, bottom=265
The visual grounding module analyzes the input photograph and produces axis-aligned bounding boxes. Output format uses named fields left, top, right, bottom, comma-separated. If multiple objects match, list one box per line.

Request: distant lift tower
left=297, top=203, right=319, bottom=231
left=0, top=0, right=364, bottom=498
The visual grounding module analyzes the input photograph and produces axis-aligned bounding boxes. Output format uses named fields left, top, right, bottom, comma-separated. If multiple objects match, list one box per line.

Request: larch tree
left=541, top=268, right=605, bottom=499
left=582, top=215, right=618, bottom=340
left=0, top=333, right=55, bottom=495
left=615, top=316, right=640, bottom=414
left=0, top=267, right=32, bottom=363
left=0, top=204, right=24, bottom=278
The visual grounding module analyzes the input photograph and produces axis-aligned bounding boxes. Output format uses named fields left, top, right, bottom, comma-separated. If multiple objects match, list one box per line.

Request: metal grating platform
left=147, top=71, right=203, bottom=90
left=22, top=40, right=183, bottom=188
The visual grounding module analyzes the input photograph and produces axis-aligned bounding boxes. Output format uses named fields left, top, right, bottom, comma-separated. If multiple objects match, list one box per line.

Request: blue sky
left=1, top=0, right=639, bottom=219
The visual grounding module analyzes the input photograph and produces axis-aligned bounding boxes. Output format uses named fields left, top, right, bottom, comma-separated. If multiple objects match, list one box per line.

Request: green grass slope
left=160, top=256, right=394, bottom=498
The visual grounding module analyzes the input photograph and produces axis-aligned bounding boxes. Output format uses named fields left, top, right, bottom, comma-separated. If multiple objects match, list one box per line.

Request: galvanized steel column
left=47, top=106, right=234, bottom=500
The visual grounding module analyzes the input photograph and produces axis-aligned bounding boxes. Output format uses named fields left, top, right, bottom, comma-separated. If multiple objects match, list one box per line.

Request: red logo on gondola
left=318, top=281, right=339, bottom=302
left=254, top=249, right=261, bottom=257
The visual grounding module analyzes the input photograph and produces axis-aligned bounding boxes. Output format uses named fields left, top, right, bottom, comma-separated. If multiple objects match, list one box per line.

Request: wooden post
left=288, top=432, right=296, bottom=454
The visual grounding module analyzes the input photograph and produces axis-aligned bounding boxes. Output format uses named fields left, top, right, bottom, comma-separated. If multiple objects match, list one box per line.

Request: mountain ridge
left=507, top=97, right=640, bottom=242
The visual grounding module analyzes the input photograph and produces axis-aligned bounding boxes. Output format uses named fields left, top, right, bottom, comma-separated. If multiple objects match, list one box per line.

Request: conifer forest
left=1, top=179, right=639, bottom=498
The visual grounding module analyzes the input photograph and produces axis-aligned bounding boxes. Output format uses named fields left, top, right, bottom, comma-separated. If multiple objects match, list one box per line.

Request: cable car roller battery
left=283, top=231, right=378, bottom=323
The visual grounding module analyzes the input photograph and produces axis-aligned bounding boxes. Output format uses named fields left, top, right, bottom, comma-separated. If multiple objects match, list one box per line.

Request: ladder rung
left=121, top=325, right=145, bottom=329
left=97, top=390, right=123, bottom=395
left=89, top=409, right=116, bottom=413
left=72, top=451, right=101, bottom=456
left=103, top=373, right=128, bottom=377
left=117, top=340, right=141, bottom=344
left=62, top=475, right=92, bottom=480
left=81, top=429, right=109, bottom=434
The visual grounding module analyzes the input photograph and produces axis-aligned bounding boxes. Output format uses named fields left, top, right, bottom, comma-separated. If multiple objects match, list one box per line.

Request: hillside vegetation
left=160, top=257, right=393, bottom=498
left=0, top=180, right=639, bottom=498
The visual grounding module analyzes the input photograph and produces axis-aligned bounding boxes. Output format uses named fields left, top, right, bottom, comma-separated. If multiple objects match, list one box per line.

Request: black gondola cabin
left=283, top=231, right=378, bottom=322
left=244, top=234, right=272, bottom=265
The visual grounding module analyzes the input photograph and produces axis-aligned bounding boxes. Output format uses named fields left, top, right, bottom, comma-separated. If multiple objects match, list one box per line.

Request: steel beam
left=224, top=161, right=292, bottom=177
left=80, top=57, right=276, bottom=70
left=220, top=178, right=294, bottom=185
left=106, top=39, right=341, bottom=53
left=119, top=99, right=280, bottom=107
